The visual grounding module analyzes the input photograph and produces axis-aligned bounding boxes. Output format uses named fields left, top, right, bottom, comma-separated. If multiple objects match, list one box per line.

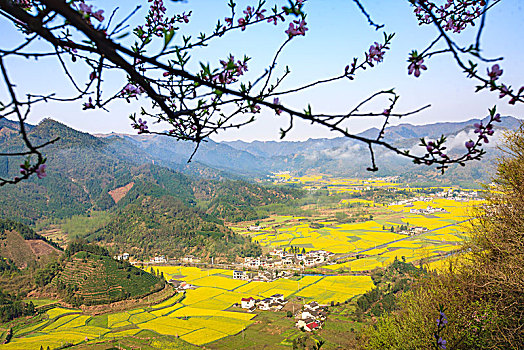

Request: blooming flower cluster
left=226, top=4, right=284, bottom=31
left=132, top=118, right=149, bottom=134
left=121, top=83, right=145, bottom=99
left=224, top=1, right=305, bottom=35
left=408, top=51, right=427, bottom=77
left=134, top=0, right=189, bottom=41
left=367, top=42, right=386, bottom=64
left=487, top=64, right=503, bottom=82
left=433, top=308, right=448, bottom=350
left=489, top=66, right=524, bottom=105
left=285, top=19, right=308, bottom=37
left=420, top=137, right=449, bottom=164
left=413, top=0, right=485, bottom=34
left=201, top=55, right=249, bottom=85
left=465, top=112, right=501, bottom=151
left=18, top=161, right=46, bottom=180
left=77, top=2, right=104, bottom=23
left=273, top=97, right=283, bottom=115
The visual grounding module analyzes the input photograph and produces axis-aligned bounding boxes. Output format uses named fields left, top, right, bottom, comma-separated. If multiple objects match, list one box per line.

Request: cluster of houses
left=242, top=249, right=334, bottom=269
left=114, top=252, right=130, bottom=261
left=295, top=301, right=327, bottom=332
left=435, top=189, right=479, bottom=200
left=233, top=270, right=292, bottom=282
left=240, top=294, right=287, bottom=313
left=408, top=205, right=448, bottom=215
left=391, top=189, right=480, bottom=207
left=398, top=226, right=429, bottom=236
left=150, top=255, right=167, bottom=264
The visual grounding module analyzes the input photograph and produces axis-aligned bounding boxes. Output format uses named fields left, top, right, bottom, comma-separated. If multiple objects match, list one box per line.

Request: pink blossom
left=244, top=6, right=254, bottom=17
left=133, top=118, right=148, bottom=134
left=35, top=164, right=47, bottom=179
left=273, top=97, right=282, bottom=115
left=487, top=64, right=503, bottom=82
left=122, top=84, right=145, bottom=98
left=499, top=84, right=510, bottom=99
left=285, top=19, right=308, bottom=37
left=238, top=18, right=247, bottom=31
left=465, top=140, right=475, bottom=149
left=267, top=14, right=284, bottom=25
left=93, top=9, right=104, bottom=22
left=408, top=58, right=427, bottom=78
left=256, top=9, right=266, bottom=20
left=181, top=12, right=190, bottom=23
left=368, top=42, right=385, bottom=63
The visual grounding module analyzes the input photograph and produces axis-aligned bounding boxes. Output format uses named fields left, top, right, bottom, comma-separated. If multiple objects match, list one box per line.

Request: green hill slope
left=49, top=251, right=163, bottom=307
left=89, top=194, right=261, bottom=261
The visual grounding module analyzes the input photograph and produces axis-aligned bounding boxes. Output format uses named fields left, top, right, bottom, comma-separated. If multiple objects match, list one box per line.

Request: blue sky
left=0, top=0, right=523, bottom=141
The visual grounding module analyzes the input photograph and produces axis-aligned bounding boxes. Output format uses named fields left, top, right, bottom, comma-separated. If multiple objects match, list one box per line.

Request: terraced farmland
left=51, top=251, right=164, bottom=305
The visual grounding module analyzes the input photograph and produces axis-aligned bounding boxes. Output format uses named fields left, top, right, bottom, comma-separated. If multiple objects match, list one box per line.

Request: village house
left=150, top=255, right=167, bottom=264
left=241, top=297, right=256, bottom=309
left=269, top=248, right=285, bottom=258
left=305, top=321, right=321, bottom=332
left=258, top=298, right=272, bottom=310
left=271, top=294, right=285, bottom=303
left=233, top=270, right=253, bottom=280
left=114, top=252, right=130, bottom=261
left=270, top=301, right=284, bottom=311
left=167, top=279, right=182, bottom=288
left=181, top=255, right=200, bottom=263
left=296, top=318, right=315, bottom=330
left=304, top=301, right=320, bottom=311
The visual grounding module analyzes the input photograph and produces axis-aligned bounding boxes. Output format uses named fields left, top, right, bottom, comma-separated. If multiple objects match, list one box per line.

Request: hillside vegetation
left=50, top=251, right=163, bottom=306
left=0, top=120, right=304, bottom=260
left=30, top=242, right=164, bottom=307
left=88, top=194, right=261, bottom=260
left=364, top=125, right=524, bottom=349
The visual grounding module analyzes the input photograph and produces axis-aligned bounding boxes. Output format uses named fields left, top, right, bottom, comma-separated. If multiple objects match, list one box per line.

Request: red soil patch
left=108, top=182, right=134, bottom=203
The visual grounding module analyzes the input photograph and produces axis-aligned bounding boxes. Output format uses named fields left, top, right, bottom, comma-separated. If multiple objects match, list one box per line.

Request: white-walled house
left=241, top=297, right=256, bottom=309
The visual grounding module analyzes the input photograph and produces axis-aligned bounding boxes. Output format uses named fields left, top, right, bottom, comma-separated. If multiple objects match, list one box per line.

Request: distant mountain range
left=96, top=115, right=520, bottom=182
left=2, top=116, right=520, bottom=186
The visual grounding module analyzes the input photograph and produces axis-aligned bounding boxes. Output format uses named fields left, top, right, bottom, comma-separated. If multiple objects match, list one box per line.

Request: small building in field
left=305, top=321, right=321, bottom=332
left=258, top=298, right=272, bottom=311
left=304, top=301, right=319, bottom=311
left=241, top=297, right=256, bottom=309
left=233, top=270, right=246, bottom=280
left=296, top=318, right=315, bottom=330
left=271, top=294, right=285, bottom=303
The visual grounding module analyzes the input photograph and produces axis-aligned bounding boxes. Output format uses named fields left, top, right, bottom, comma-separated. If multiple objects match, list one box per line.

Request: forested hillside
left=88, top=195, right=261, bottom=260
left=0, top=119, right=301, bottom=260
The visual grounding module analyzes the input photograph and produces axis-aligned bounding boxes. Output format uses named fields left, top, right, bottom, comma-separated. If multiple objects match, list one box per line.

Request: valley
left=0, top=172, right=481, bottom=349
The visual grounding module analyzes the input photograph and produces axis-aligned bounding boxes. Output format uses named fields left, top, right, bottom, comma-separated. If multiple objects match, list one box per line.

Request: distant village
left=243, top=248, right=335, bottom=269
left=390, top=188, right=480, bottom=207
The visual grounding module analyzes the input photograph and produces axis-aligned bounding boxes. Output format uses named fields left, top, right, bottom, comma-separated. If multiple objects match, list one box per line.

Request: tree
left=0, top=0, right=521, bottom=186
